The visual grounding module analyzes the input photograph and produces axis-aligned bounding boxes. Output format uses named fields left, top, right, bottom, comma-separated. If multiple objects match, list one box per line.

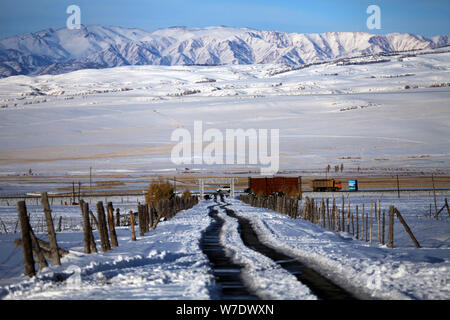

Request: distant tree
left=340, top=163, right=344, bottom=172
left=326, top=164, right=331, bottom=173
left=335, top=165, right=339, bottom=173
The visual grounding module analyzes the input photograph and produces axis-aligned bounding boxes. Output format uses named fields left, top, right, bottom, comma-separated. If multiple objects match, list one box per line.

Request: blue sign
left=348, top=179, right=358, bottom=191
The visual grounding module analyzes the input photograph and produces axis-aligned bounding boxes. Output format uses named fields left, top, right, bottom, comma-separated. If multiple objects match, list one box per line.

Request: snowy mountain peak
left=0, top=25, right=449, bottom=78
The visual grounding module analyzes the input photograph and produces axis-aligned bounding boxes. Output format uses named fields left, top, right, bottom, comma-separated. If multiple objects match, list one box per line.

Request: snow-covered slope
left=0, top=25, right=448, bottom=77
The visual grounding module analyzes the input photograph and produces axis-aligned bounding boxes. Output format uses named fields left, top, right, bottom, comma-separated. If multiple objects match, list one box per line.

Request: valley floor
left=0, top=51, right=449, bottom=176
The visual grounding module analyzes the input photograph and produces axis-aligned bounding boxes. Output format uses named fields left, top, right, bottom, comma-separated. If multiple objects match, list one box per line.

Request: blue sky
left=0, top=0, right=449, bottom=39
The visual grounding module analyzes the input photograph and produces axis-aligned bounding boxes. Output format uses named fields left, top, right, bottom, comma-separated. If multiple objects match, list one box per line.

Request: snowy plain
left=0, top=49, right=449, bottom=177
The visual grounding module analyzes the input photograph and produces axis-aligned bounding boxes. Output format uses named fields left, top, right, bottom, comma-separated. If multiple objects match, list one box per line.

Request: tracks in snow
left=200, top=199, right=357, bottom=300
left=200, top=205, right=259, bottom=300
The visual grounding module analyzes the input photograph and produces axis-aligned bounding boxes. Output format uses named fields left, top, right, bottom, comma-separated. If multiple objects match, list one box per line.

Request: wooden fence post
left=89, top=210, right=98, bottom=230
left=129, top=211, right=136, bottom=241
left=294, top=198, right=299, bottom=219
left=17, top=201, right=36, bottom=277
left=333, top=198, right=336, bottom=231
left=445, top=198, right=450, bottom=217
left=80, top=200, right=91, bottom=254
left=107, top=202, right=118, bottom=247
left=303, top=197, right=308, bottom=220
left=393, top=207, right=421, bottom=248
left=436, top=198, right=450, bottom=219
left=150, top=205, right=155, bottom=229
left=157, top=200, right=163, bottom=220
left=29, top=227, right=48, bottom=271
left=326, top=198, right=330, bottom=230
left=116, top=208, right=120, bottom=227
left=356, top=205, right=359, bottom=239
left=86, top=204, right=97, bottom=253
left=361, top=206, right=365, bottom=241
left=432, top=174, right=438, bottom=219
left=370, top=200, right=373, bottom=244
left=96, top=201, right=111, bottom=252
left=57, top=216, right=62, bottom=232
left=347, top=199, right=350, bottom=233
left=138, top=204, right=145, bottom=236
left=446, top=198, right=450, bottom=217
left=321, top=199, right=326, bottom=227
left=382, top=209, right=386, bottom=245
left=148, top=203, right=153, bottom=228
left=351, top=209, right=354, bottom=236
left=41, top=192, right=60, bottom=265
left=365, top=204, right=369, bottom=241
left=377, top=200, right=381, bottom=244
left=387, top=206, right=395, bottom=248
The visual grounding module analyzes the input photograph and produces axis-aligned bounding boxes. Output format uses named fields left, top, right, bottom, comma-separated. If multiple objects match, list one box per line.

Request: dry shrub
left=146, top=177, right=174, bottom=204
left=182, top=189, right=191, bottom=199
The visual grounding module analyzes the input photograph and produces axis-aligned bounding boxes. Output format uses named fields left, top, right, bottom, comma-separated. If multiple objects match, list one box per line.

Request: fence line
left=13, top=192, right=199, bottom=277
left=240, top=194, right=420, bottom=249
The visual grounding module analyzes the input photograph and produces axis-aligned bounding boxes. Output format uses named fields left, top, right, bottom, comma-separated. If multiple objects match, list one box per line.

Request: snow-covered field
left=228, top=197, right=449, bottom=300
left=0, top=49, right=449, bottom=176
left=0, top=194, right=448, bottom=300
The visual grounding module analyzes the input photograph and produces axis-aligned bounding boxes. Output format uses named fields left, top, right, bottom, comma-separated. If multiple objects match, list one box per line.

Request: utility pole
left=89, top=167, right=92, bottom=190
left=396, top=175, right=400, bottom=198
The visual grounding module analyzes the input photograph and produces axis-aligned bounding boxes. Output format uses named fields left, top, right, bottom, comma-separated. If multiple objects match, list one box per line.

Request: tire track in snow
left=223, top=204, right=357, bottom=300
left=200, top=204, right=259, bottom=300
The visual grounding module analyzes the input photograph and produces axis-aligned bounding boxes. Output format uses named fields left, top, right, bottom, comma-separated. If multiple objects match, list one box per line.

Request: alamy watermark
left=170, top=121, right=279, bottom=175
left=66, top=5, right=81, bottom=30
left=366, top=5, right=381, bottom=30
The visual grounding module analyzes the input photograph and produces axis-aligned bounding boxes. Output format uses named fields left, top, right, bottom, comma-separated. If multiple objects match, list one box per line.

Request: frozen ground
left=0, top=50, right=449, bottom=176
left=0, top=194, right=448, bottom=300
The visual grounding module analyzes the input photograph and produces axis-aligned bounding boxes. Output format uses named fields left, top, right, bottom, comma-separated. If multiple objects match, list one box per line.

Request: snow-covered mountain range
left=0, top=25, right=449, bottom=78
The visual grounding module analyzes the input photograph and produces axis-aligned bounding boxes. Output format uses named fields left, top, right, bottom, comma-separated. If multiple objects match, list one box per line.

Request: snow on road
left=0, top=197, right=449, bottom=299
left=228, top=199, right=450, bottom=300
left=216, top=205, right=317, bottom=300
